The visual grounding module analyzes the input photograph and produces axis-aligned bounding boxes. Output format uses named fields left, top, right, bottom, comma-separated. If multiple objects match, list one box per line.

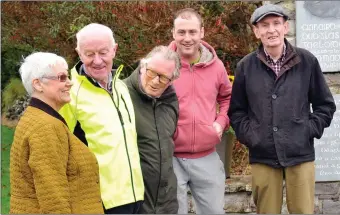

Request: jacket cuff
left=215, top=116, right=230, bottom=131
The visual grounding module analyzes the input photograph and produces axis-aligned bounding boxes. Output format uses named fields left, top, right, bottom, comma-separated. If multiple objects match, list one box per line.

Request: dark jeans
left=104, top=201, right=143, bottom=214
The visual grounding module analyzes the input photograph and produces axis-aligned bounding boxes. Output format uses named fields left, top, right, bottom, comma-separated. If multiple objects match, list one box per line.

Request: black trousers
left=104, top=201, right=143, bottom=214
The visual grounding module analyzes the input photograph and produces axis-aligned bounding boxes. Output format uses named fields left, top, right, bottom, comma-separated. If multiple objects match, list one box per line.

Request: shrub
left=1, top=1, right=261, bottom=83
left=2, top=78, right=27, bottom=113
left=1, top=43, right=34, bottom=90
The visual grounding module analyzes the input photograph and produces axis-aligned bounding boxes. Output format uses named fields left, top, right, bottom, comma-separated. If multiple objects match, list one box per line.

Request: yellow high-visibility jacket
left=60, top=62, right=144, bottom=209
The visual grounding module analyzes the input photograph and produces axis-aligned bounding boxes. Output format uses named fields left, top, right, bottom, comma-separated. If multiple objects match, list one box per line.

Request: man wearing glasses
left=169, top=8, right=232, bottom=214
left=59, top=23, right=144, bottom=214
left=124, top=46, right=181, bottom=214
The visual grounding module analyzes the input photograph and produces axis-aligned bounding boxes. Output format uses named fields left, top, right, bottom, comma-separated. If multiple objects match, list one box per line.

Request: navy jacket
left=228, top=39, right=336, bottom=168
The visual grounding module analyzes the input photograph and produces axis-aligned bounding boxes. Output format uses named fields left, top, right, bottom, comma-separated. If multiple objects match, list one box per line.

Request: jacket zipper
left=121, top=95, right=132, bottom=123
left=153, top=99, right=162, bottom=213
left=106, top=88, right=137, bottom=203
left=190, top=66, right=196, bottom=152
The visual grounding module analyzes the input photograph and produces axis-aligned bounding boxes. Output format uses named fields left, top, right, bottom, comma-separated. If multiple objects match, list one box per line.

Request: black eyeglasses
left=146, top=69, right=172, bottom=85
left=42, top=73, right=70, bottom=82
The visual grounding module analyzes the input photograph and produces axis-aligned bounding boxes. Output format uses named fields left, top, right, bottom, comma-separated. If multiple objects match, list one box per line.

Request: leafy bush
left=2, top=78, right=27, bottom=113
left=1, top=1, right=261, bottom=86
left=1, top=43, right=34, bottom=90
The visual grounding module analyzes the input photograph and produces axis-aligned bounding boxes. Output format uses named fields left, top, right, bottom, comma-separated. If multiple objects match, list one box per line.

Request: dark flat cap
left=250, top=4, right=288, bottom=25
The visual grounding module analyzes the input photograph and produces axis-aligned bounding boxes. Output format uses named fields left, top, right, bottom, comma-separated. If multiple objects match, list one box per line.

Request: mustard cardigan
left=10, top=98, right=104, bottom=214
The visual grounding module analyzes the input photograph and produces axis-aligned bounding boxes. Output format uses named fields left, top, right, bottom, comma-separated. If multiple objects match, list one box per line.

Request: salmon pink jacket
left=169, top=40, right=232, bottom=159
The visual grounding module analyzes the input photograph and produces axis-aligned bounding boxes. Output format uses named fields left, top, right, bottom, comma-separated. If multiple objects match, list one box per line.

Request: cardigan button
left=272, top=94, right=277, bottom=99
left=273, top=127, right=278, bottom=132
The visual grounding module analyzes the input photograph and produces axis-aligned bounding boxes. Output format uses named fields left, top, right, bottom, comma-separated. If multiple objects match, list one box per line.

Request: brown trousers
left=251, top=161, right=315, bottom=214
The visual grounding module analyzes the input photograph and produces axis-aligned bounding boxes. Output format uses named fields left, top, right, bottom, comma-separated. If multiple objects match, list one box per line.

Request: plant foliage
left=1, top=1, right=260, bottom=85
left=2, top=78, right=27, bottom=113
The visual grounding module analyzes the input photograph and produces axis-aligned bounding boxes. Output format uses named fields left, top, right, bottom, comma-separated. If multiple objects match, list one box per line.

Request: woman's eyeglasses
left=146, top=69, right=172, bottom=85
left=42, top=74, right=70, bottom=82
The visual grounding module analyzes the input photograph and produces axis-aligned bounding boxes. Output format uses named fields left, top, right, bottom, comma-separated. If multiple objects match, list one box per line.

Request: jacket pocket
left=173, top=123, right=221, bottom=154
left=245, top=120, right=261, bottom=148
left=173, top=123, right=192, bottom=153
left=308, top=119, right=316, bottom=139
left=288, top=118, right=312, bottom=157
left=194, top=123, right=221, bottom=152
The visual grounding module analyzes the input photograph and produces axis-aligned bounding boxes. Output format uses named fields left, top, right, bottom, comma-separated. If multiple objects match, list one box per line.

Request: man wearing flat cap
left=228, top=3, right=336, bottom=214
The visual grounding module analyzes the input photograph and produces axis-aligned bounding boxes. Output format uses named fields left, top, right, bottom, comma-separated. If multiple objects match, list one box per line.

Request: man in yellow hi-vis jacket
left=60, top=23, right=144, bottom=214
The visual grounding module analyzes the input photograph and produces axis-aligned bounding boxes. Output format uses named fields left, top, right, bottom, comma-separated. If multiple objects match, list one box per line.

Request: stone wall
left=187, top=1, right=340, bottom=214
left=187, top=176, right=340, bottom=214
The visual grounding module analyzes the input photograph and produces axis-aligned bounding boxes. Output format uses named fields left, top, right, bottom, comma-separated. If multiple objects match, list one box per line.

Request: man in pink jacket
left=169, top=8, right=232, bottom=214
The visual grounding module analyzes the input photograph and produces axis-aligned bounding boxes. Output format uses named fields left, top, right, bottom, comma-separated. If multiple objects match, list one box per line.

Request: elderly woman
left=10, top=52, right=104, bottom=214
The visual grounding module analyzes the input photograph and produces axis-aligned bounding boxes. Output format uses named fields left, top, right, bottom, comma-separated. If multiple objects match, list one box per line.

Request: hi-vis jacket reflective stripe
left=59, top=62, right=144, bottom=209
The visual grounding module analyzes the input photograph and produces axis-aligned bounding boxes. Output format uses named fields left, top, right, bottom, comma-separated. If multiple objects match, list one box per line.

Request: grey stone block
left=314, top=196, right=323, bottom=214
left=319, top=194, right=337, bottom=200
left=224, top=193, right=253, bottom=213
left=323, top=199, right=340, bottom=214
left=315, top=182, right=340, bottom=195
left=226, top=176, right=252, bottom=193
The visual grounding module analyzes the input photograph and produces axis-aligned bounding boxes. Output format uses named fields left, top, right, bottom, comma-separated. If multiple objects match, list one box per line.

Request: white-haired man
left=124, top=46, right=181, bottom=214
left=60, top=23, right=144, bottom=214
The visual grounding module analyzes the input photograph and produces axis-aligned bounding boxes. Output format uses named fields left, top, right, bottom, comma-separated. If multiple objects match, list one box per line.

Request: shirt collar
left=264, top=43, right=286, bottom=62
left=80, top=65, right=113, bottom=91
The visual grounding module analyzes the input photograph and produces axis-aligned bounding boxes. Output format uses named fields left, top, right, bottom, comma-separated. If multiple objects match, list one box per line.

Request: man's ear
left=75, top=48, right=82, bottom=60
left=32, top=78, right=43, bottom=93
left=75, top=47, right=79, bottom=55
left=283, top=20, right=289, bottom=35
left=253, top=25, right=261, bottom=39
left=172, top=28, right=176, bottom=40
left=200, top=27, right=204, bottom=39
left=112, top=43, right=118, bottom=58
left=140, top=60, right=147, bottom=74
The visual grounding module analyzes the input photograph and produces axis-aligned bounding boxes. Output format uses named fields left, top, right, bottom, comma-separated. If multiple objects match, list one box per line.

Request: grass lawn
left=1, top=125, right=14, bottom=214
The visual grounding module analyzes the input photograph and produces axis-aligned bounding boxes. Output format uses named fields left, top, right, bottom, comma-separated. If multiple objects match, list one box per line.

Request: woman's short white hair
left=19, top=52, right=67, bottom=95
